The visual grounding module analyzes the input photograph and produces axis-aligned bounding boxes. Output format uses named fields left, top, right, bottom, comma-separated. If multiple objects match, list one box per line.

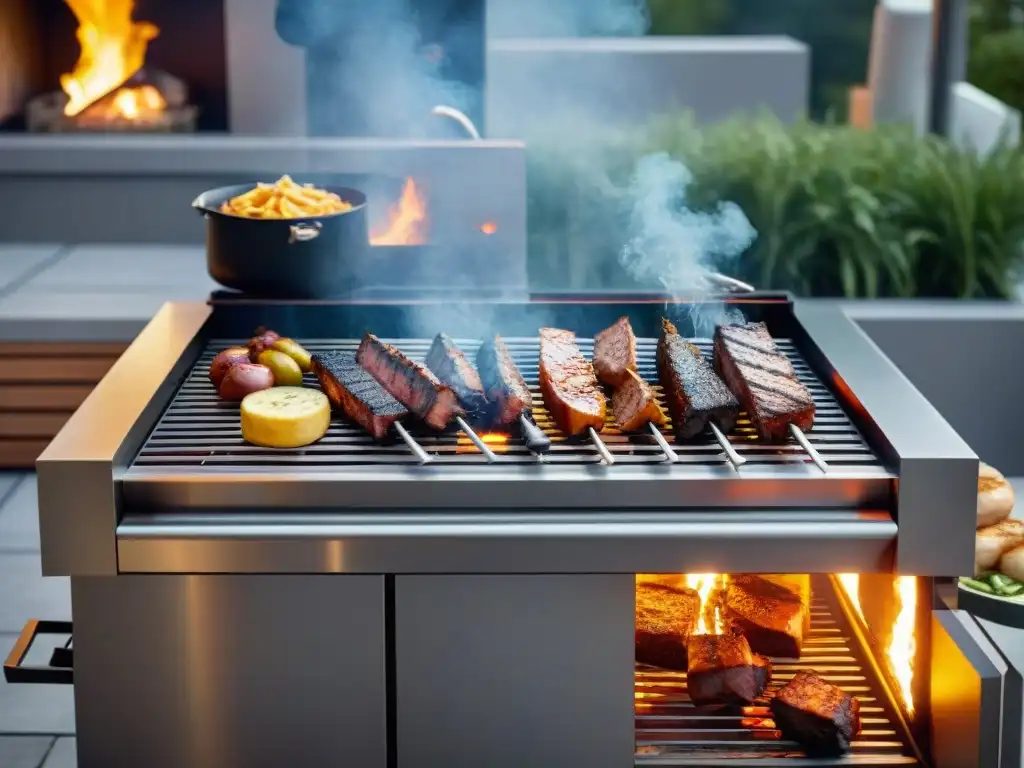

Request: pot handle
left=289, top=221, right=322, bottom=244
left=191, top=194, right=208, bottom=216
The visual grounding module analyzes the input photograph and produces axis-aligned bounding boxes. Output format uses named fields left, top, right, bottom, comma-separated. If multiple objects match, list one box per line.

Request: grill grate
left=635, top=579, right=918, bottom=766
left=132, top=337, right=882, bottom=469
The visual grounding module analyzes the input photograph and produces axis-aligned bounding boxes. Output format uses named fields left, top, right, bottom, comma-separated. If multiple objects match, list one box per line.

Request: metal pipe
left=588, top=427, right=615, bottom=465
left=709, top=422, right=746, bottom=470
left=456, top=416, right=499, bottom=462
left=394, top=422, right=433, bottom=465
left=789, top=424, right=829, bottom=474
left=647, top=423, right=678, bottom=463
left=929, top=0, right=967, bottom=135
left=431, top=105, right=481, bottom=139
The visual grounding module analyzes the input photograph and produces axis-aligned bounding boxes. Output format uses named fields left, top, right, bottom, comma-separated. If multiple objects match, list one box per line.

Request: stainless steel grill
left=635, top=578, right=917, bottom=767
left=133, top=336, right=880, bottom=469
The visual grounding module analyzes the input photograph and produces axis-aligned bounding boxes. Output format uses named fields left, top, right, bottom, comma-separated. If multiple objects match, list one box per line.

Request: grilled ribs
left=312, top=351, right=407, bottom=440
left=658, top=319, right=739, bottom=439
left=770, top=670, right=861, bottom=756
left=475, top=335, right=534, bottom=426
left=724, top=575, right=808, bottom=658
left=713, top=322, right=815, bottom=441
left=635, top=582, right=701, bottom=670
left=424, top=333, right=488, bottom=420
left=685, top=632, right=759, bottom=707
left=356, top=333, right=461, bottom=430
left=538, top=327, right=606, bottom=436
left=612, top=370, right=668, bottom=432
left=593, top=316, right=638, bottom=387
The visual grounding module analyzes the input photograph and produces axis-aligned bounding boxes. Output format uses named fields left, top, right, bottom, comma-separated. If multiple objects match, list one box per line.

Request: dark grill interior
left=635, top=577, right=917, bottom=766
left=132, top=336, right=882, bottom=469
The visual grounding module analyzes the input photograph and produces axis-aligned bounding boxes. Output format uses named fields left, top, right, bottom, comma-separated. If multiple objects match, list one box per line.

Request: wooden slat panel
left=0, top=412, right=73, bottom=438
left=0, top=385, right=95, bottom=411
left=0, top=357, right=119, bottom=384
left=0, top=439, right=51, bottom=468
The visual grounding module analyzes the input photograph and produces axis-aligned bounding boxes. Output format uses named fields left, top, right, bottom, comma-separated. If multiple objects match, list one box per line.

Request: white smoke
left=487, top=0, right=650, bottom=38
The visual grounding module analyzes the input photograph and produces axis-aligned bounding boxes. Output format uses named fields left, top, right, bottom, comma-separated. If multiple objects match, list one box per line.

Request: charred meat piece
left=424, top=333, right=488, bottom=420
left=312, top=351, right=407, bottom=440
left=538, top=328, right=606, bottom=436
left=356, top=333, right=461, bottom=430
left=593, top=316, right=638, bottom=387
left=635, top=583, right=701, bottom=670
left=752, top=653, right=773, bottom=698
left=724, top=575, right=808, bottom=658
left=612, top=371, right=668, bottom=432
left=475, top=335, right=534, bottom=426
left=770, top=670, right=861, bottom=756
left=685, top=632, right=758, bottom=707
left=658, top=319, right=739, bottom=439
left=713, top=322, right=815, bottom=441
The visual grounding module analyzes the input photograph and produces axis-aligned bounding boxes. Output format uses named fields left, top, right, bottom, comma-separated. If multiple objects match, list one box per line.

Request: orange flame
left=370, top=178, right=428, bottom=246
left=685, top=574, right=728, bottom=635
left=480, top=221, right=497, bottom=236
left=836, top=574, right=862, bottom=619
left=888, top=576, right=917, bottom=716
left=478, top=433, right=509, bottom=445
left=61, top=0, right=159, bottom=117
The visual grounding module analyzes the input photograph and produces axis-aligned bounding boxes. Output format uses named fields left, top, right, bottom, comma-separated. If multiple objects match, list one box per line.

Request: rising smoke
left=487, top=0, right=650, bottom=38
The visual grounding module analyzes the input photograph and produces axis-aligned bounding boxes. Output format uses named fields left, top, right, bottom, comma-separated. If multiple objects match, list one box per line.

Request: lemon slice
left=240, top=387, right=330, bottom=448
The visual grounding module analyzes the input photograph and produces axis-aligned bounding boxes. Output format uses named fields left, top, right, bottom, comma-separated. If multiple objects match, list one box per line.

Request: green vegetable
left=961, top=577, right=996, bottom=594
left=990, top=573, right=1017, bottom=595
left=1003, top=583, right=1024, bottom=597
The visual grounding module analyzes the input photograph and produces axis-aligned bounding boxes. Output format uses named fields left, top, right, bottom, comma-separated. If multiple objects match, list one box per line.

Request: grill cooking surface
left=635, top=581, right=917, bottom=766
left=133, top=337, right=883, bottom=469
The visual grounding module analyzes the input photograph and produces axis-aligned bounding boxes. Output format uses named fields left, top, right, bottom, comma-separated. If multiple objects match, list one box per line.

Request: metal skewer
left=456, top=416, right=499, bottom=463
left=394, top=422, right=433, bottom=465
left=709, top=422, right=746, bottom=470
left=588, top=427, right=615, bottom=465
left=647, top=423, right=678, bottom=463
left=789, top=423, right=828, bottom=473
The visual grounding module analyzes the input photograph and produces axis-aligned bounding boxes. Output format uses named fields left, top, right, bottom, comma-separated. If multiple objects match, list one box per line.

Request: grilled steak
left=752, top=653, right=772, bottom=698
left=424, top=333, right=488, bottom=420
left=593, top=316, right=638, bottom=387
left=770, top=670, right=861, bottom=756
left=713, top=322, right=815, bottom=441
left=635, top=582, right=701, bottom=670
left=312, top=351, right=407, bottom=440
left=658, top=319, right=739, bottom=439
left=475, top=335, right=534, bottom=426
left=356, top=333, right=461, bottom=430
left=685, top=632, right=759, bottom=707
left=538, top=327, right=606, bottom=436
left=724, top=575, right=808, bottom=658
left=612, top=370, right=668, bottom=432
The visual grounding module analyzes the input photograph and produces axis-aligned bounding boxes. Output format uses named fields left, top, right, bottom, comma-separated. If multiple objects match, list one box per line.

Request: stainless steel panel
left=795, top=303, right=977, bottom=575
left=71, top=574, right=387, bottom=768
left=931, top=610, right=1006, bottom=768
left=975, top=618, right=1024, bottom=768
left=116, top=509, right=896, bottom=574
left=394, top=574, right=635, bottom=768
left=36, top=303, right=211, bottom=576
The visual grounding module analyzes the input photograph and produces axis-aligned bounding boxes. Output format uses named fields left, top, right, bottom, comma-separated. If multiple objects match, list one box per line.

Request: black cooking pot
left=193, top=183, right=369, bottom=299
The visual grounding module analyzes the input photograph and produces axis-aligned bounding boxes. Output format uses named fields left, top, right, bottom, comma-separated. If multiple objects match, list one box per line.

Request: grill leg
left=70, top=575, right=388, bottom=768
left=394, top=574, right=636, bottom=768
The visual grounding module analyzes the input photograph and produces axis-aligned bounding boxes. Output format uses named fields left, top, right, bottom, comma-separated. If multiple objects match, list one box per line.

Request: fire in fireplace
left=370, top=177, right=428, bottom=246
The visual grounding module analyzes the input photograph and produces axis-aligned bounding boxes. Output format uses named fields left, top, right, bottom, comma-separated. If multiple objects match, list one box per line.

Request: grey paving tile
left=0, top=475, right=38, bottom=552
left=41, top=738, right=74, bottom=768
left=21, top=244, right=214, bottom=292
left=0, top=555, right=70, bottom=634
left=0, top=473, right=23, bottom=503
left=0, top=245, right=63, bottom=293
left=0, top=290, right=178, bottom=321
left=0, top=736, right=55, bottom=767
left=0, top=634, right=75, bottom=735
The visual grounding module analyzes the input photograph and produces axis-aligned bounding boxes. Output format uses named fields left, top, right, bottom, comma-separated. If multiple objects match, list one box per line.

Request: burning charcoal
left=770, top=670, right=862, bottom=756
left=686, top=632, right=759, bottom=706
left=724, top=575, right=808, bottom=658
left=635, top=582, right=701, bottom=670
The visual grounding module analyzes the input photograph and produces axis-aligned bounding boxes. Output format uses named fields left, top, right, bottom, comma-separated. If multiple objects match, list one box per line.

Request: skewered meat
left=724, top=575, right=807, bottom=658
left=752, top=653, right=772, bottom=697
left=635, top=583, right=701, bottom=670
left=613, top=370, right=668, bottom=432
left=976, top=518, right=1024, bottom=573
left=312, top=351, right=407, bottom=440
left=538, top=327, right=606, bottom=436
left=657, top=319, right=739, bottom=439
left=770, top=670, right=861, bottom=756
left=593, top=316, right=638, bottom=387
left=685, top=632, right=758, bottom=706
left=475, top=335, right=533, bottom=426
left=424, top=333, right=488, bottom=419
left=356, top=333, right=461, bottom=430
left=978, top=462, right=1015, bottom=528
left=713, top=322, right=815, bottom=441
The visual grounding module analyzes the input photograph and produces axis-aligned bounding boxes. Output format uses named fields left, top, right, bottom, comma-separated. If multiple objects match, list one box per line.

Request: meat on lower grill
left=635, top=582, right=700, bottom=670
left=752, top=653, right=772, bottom=697
left=658, top=318, right=739, bottom=439
left=593, top=316, right=638, bottom=387
left=312, top=351, right=407, bottom=440
left=685, top=632, right=759, bottom=706
left=475, top=335, right=534, bottom=426
left=356, top=333, right=461, bottom=430
left=724, top=575, right=808, bottom=658
left=612, top=370, right=668, bottom=432
left=713, top=322, right=815, bottom=441
left=424, top=333, right=488, bottom=420
left=770, top=670, right=861, bottom=756
left=538, top=327, right=606, bottom=436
